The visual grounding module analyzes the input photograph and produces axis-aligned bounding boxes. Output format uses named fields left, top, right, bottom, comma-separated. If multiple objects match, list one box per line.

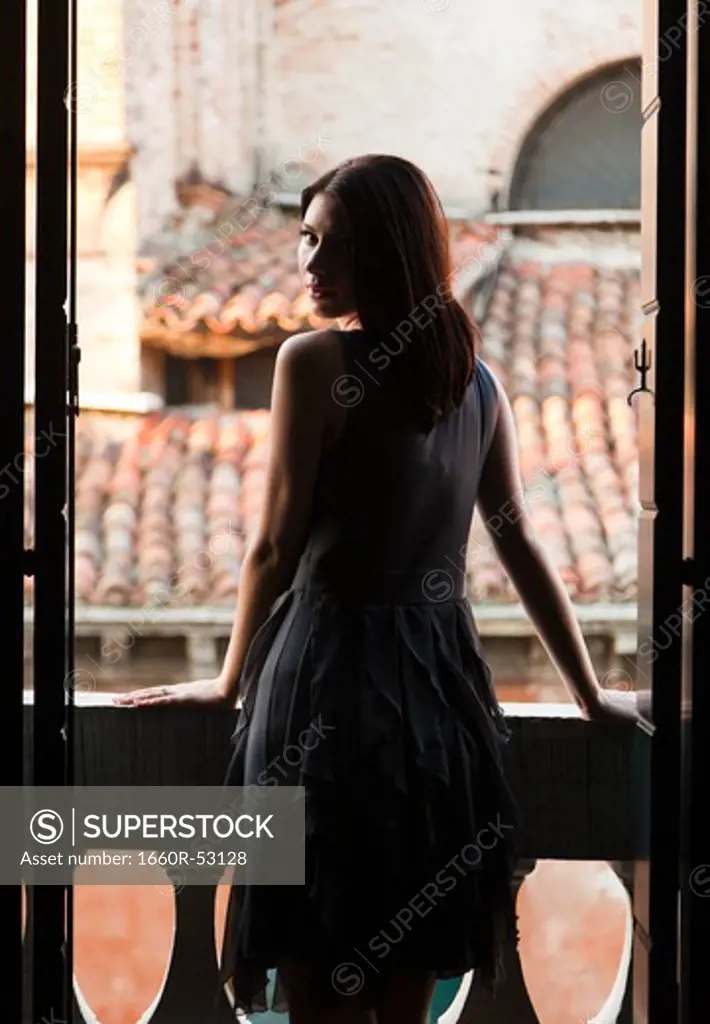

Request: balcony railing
left=21, top=694, right=645, bottom=1024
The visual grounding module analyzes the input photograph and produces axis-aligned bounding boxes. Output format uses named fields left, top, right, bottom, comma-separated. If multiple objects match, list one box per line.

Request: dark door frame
left=1, top=0, right=78, bottom=1021
left=679, top=3, right=710, bottom=1020
left=0, top=1, right=28, bottom=1021
left=637, top=1, right=710, bottom=1021
left=637, top=1, right=687, bottom=1021
left=30, top=0, right=77, bottom=1017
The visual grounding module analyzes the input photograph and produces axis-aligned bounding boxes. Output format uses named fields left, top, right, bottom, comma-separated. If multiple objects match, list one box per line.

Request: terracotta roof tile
left=477, top=232, right=640, bottom=602
left=25, top=229, right=640, bottom=610
left=138, top=191, right=500, bottom=352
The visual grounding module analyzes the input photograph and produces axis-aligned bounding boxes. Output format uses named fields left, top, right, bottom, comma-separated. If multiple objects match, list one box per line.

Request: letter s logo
left=30, top=809, right=64, bottom=845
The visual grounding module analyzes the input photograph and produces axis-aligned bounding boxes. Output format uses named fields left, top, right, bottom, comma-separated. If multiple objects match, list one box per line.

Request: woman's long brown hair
left=300, top=154, right=480, bottom=431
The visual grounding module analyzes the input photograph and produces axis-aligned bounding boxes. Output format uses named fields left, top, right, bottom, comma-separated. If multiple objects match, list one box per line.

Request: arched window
left=508, top=61, right=642, bottom=211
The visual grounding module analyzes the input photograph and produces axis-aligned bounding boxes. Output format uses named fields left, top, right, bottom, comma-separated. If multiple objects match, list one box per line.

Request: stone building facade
left=123, top=0, right=641, bottom=240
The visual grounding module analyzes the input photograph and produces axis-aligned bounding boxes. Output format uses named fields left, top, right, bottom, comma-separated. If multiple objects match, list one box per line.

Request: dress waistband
left=290, top=561, right=466, bottom=604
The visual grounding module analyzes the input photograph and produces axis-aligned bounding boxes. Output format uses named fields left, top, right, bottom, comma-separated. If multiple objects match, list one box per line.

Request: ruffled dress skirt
left=216, top=567, right=519, bottom=1015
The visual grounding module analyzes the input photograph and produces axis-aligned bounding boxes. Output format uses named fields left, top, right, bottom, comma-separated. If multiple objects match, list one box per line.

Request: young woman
left=115, top=154, right=639, bottom=1023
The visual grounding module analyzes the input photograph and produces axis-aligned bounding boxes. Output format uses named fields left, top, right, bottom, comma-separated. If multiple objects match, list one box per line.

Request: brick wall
left=268, top=0, right=640, bottom=210
left=123, top=0, right=265, bottom=240
left=123, top=0, right=640, bottom=248
left=59, top=0, right=640, bottom=395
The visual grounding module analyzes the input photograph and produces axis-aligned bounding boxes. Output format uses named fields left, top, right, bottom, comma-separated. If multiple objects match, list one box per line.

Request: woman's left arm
left=216, top=333, right=330, bottom=703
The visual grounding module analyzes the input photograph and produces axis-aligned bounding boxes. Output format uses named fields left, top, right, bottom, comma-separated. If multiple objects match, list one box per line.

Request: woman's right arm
left=476, top=375, right=638, bottom=723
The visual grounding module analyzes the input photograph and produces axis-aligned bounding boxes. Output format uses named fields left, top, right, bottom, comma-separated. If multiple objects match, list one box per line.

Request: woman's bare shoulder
left=278, top=328, right=343, bottom=362
left=274, top=330, right=347, bottom=414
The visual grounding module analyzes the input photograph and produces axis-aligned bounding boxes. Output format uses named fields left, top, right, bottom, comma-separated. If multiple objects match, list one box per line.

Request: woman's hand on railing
left=581, top=688, right=642, bottom=726
left=112, top=677, right=235, bottom=708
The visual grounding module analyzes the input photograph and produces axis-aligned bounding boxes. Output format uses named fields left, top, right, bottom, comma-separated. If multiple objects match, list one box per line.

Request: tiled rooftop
left=137, top=183, right=500, bottom=355
left=24, top=409, right=272, bottom=608
left=468, top=231, right=640, bottom=603
left=25, top=230, right=641, bottom=610
left=23, top=218, right=643, bottom=606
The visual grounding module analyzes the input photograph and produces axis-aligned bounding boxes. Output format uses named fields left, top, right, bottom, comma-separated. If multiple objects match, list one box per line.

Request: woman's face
left=298, top=192, right=357, bottom=321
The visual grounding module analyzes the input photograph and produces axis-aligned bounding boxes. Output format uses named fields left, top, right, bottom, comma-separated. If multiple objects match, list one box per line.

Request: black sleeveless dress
left=217, top=331, right=519, bottom=1014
